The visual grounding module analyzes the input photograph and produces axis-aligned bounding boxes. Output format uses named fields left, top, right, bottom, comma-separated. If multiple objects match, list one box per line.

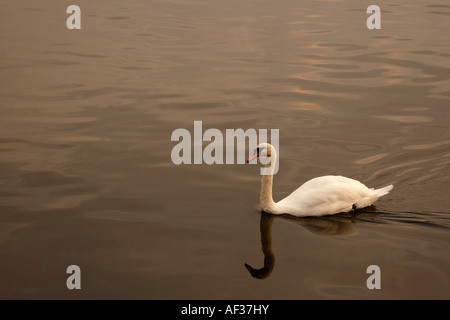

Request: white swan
left=247, top=143, right=393, bottom=217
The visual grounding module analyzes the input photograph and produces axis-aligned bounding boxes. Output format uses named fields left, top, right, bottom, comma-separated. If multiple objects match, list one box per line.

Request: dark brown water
left=0, top=0, right=449, bottom=299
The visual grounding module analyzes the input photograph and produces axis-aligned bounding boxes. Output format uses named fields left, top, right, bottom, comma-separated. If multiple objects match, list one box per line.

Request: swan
left=247, top=143, right=393, bottom=217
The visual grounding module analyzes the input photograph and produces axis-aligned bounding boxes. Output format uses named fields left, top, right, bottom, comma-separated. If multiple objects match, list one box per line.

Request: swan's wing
left=276, top=176, right=371, bottom=216
left=295, top=175, right=367, bottom=192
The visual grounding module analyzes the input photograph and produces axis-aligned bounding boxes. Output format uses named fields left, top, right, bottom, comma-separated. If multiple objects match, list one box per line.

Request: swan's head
left=246, top=143, right=273, bottom=163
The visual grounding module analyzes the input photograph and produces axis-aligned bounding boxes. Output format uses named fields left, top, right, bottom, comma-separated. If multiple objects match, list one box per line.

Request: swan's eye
left=254, top=147, right=265, bottom=155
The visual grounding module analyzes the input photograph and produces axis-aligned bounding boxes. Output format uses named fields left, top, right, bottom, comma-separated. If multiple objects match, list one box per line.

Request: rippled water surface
left=0, top=0, right=449, bottom=299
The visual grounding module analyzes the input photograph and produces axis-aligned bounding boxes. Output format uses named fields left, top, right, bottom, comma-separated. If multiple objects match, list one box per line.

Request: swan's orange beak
left=247, top=152, right=259, bottom=163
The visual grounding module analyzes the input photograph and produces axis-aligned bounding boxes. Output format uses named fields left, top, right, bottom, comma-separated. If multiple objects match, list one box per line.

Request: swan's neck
left=260, top=149, right=279, bottom=213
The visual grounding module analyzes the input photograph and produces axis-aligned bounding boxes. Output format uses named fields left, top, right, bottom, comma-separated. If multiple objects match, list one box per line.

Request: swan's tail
left=354, top=185, right=393, bottom=209
left=371, top=184, right=394, bottom=200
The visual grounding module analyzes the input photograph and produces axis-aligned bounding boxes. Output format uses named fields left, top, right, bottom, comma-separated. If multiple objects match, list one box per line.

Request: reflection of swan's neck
left=245, top=213, right=275, bottom=279
left=260, top=214, right=275, bottom=273
left=260, top=146, right=278, bottom=213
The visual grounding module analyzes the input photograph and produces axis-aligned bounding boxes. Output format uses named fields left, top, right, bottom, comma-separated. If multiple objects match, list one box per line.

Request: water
left=0, top=0, right=449, bottom=299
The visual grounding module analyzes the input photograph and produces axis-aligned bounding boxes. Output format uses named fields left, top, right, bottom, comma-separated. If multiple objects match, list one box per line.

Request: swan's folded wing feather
left=276, top=179, right=370, bottom=216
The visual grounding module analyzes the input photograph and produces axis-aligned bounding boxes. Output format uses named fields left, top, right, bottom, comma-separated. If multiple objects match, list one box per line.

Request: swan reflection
left=244, top=212, right=361, bottom=279
left=245, top=213, right=276, bottom=279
